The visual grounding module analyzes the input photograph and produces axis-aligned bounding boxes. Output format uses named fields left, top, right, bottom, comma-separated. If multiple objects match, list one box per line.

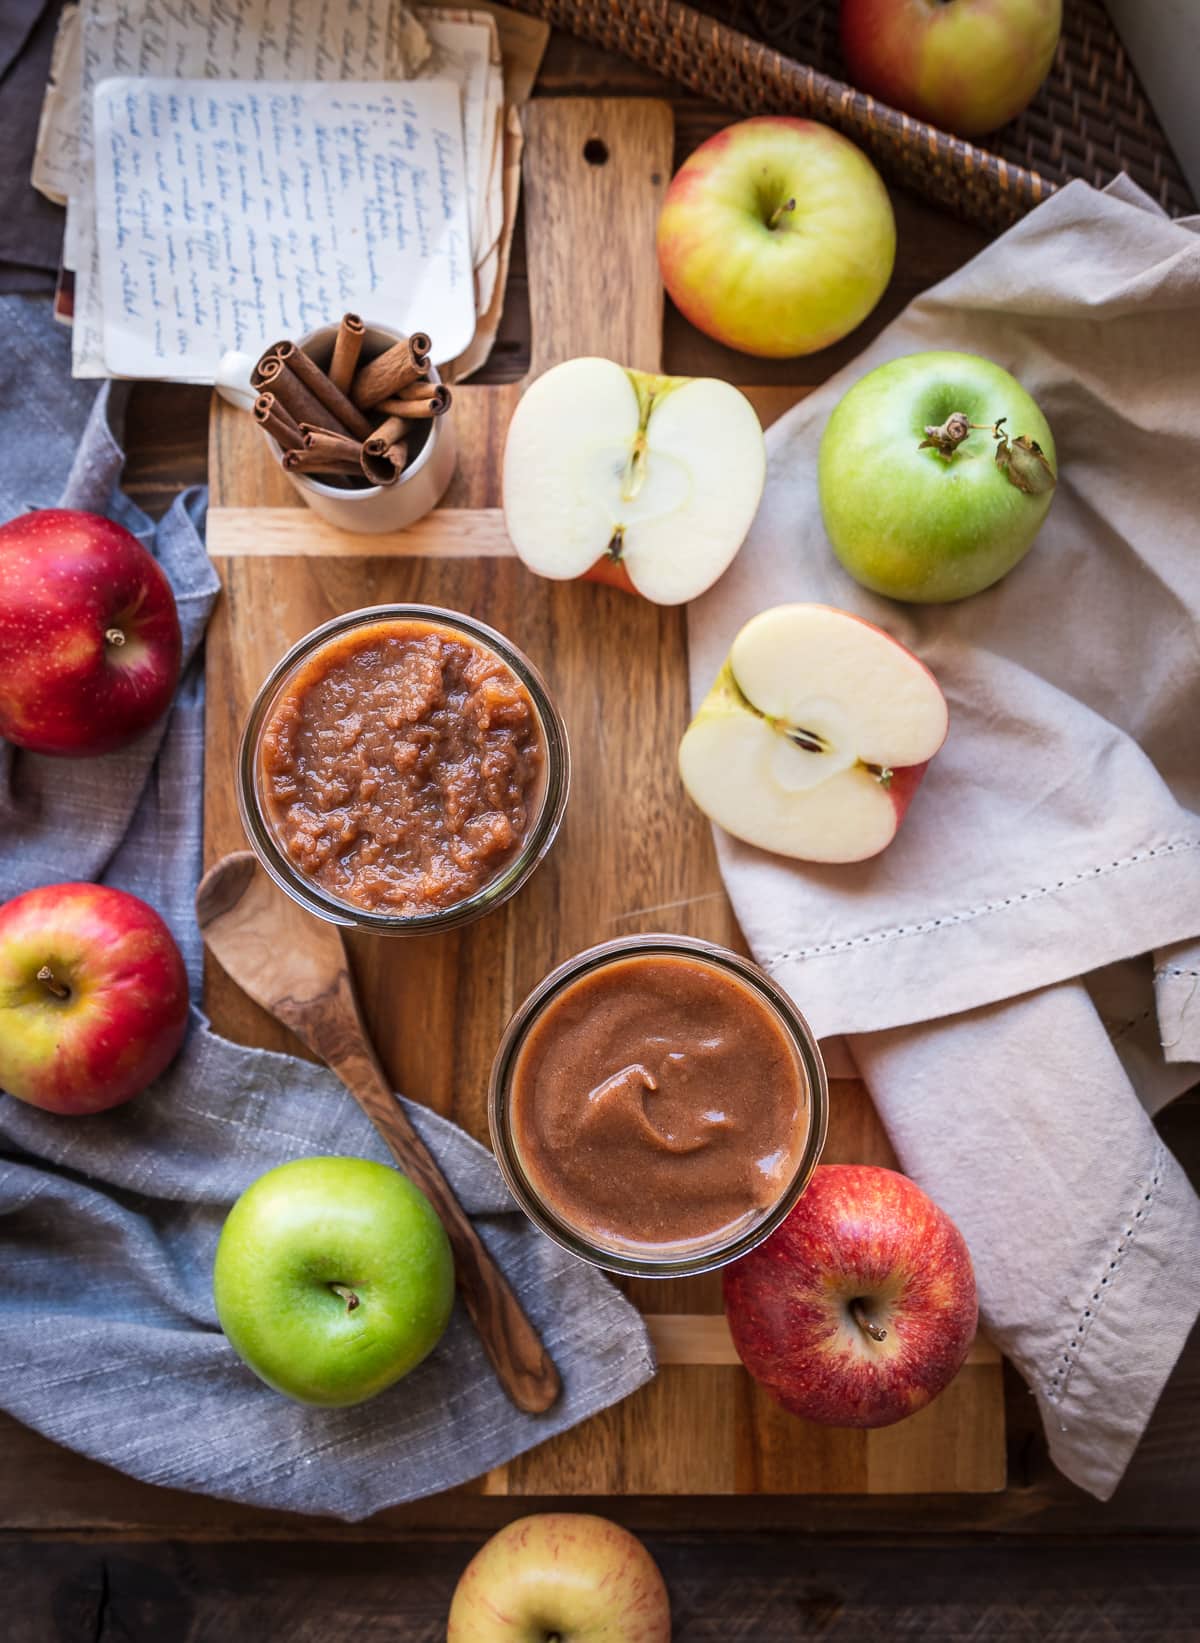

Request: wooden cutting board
left=205, top=97, right=1005, bottom=1495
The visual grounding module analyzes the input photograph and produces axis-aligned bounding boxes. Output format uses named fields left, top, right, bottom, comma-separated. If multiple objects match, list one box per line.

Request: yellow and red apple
left=0, top=508, right=181, bottom=757
left=840, top=0, right=1062, bottom=137
left=724, top=1164, right=978, bottom=1427
left=0, top=882, right=189, bottom=1115
left=656, top=116, right=896, bottom=358
left=447, top=1513, right=671, bottom=1643
left=679, top=603, right=948, bottom=863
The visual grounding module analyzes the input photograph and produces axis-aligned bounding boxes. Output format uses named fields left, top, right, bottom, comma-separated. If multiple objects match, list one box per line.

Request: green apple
left=818, top=349, right=1057, bottom=603
left=212, top=1156, right=454, bottom=1407
left=656, top=116, right=896, bottom=359
left=447, top=1513, right=671, bottom=1643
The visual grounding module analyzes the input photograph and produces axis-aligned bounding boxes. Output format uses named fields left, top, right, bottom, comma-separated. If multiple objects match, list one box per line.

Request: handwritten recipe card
left=92, top=77, right=476, bottom=380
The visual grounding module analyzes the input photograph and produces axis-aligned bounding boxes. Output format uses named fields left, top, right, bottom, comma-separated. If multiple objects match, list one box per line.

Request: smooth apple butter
left=509, top=953, right=809, bottom=1253
left=259, top=618, right=544, bottom=915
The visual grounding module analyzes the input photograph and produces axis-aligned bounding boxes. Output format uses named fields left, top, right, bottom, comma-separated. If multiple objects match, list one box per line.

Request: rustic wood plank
left=5, top=1535, right=1199, bottom=1643
left=521, top=97, right=671, bottom=376
left=207, top=505, right=512, bottom=557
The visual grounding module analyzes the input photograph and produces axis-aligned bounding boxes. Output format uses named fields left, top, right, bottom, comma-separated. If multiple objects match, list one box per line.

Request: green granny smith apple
left=818, top=350, right=1057, bottom=603
left=213, top=1156, right=454, bottom=1407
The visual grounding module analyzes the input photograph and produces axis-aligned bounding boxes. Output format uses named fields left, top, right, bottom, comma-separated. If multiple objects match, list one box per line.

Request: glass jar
left=237, top=604, right=570, bottom=933
left=488, top=933, right=828, bottom=1278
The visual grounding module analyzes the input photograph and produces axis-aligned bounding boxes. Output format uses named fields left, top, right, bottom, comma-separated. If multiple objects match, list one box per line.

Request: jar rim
left=488, top=933, right=829, bottom=1278
left=236, top=603, right=570, bottom=933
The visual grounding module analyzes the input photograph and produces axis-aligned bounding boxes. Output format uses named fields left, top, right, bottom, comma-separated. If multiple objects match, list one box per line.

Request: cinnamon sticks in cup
left=250, top=317, right=451, bottom=488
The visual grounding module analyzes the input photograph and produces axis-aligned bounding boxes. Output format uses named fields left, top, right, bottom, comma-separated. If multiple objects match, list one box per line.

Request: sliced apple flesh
left=502, top=355, right=766, bottom=606
left=679, top=604, right=949, bottom=863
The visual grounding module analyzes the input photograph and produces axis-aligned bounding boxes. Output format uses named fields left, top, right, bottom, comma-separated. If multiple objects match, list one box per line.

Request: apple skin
left=0, top=508, right=182, bottom=756
left=0, top=882, right=189, bottom=1115
left=447, top=1513, right=671, bottom=1643
left=723, top=1163, right=978, bottom=1428
left=657, top=116, right=895, bottom=359
left=819, top=349, right=1056, bottom=603
left=213, top=1156, right=455, bottom=1408
left=840, top=0, right=1062, bottom=138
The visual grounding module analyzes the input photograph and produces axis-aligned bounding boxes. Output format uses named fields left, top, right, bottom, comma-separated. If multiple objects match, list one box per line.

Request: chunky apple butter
left=259, top=618, right=544, bottom=915
left=509, top=953, right=809, bottom=1253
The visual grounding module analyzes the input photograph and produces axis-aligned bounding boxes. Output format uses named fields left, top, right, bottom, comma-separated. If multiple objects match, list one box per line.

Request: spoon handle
left=304, top=976, right=561, bottom=1416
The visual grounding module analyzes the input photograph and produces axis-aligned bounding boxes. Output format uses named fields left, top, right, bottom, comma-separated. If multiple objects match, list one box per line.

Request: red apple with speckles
left=840, top=0, right=1062, bottom=138
left=723, top=1164, right=977, bottom=1427
left=656, top=116, right=895, bottom=359
left=0, top=508, right=181, bottom=756
left=447, top=1513, right=671, bottom=1643
left=0, top=882, right=189, bottom=1115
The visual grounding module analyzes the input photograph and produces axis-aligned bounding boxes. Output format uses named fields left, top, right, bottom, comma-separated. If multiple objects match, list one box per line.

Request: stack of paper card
left=31, top=0, right=548, bottom=381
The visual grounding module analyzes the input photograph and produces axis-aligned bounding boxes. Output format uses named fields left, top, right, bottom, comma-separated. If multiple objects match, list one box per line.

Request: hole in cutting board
left=583, top=137, right=609, bottom=166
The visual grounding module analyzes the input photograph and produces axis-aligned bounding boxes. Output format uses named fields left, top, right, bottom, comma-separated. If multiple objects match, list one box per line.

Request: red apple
left=840, top=0, right=1062, bottom=138
left=723, top=1164, right=978, bottom=1427
left=447, top=1513, right=671, bottom=1643
left=0, top=883, right=189, bottom=1115
left=0, top=508, right=182, bottom=756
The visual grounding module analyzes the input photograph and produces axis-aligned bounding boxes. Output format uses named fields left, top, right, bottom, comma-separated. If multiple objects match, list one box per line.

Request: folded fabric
left=687, top=178, right=1200, bottom=1498
left=0, top=294, right=655, bottom=1520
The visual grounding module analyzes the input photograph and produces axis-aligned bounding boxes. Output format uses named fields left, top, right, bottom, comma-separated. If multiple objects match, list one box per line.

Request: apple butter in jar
left=489, top=935, right=828, bottom=1277
left=239, top=607, right=569, bottom=932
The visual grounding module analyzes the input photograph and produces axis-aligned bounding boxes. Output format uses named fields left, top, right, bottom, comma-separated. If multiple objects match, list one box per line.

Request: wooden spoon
left=196, top=851, right=561, bottom=1415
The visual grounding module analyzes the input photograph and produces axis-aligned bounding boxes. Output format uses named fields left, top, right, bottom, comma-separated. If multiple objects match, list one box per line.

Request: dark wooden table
left=6, top=32, right=1199, bottom=1642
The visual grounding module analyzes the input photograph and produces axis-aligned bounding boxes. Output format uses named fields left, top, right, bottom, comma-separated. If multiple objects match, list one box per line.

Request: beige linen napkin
left=688, top=178, right=1200, bottom=1499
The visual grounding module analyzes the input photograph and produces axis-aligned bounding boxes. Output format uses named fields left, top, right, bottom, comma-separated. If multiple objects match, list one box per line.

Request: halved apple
left=501, top=356, right=766, bottom=606
left=679, top=603, right=949, bottom=863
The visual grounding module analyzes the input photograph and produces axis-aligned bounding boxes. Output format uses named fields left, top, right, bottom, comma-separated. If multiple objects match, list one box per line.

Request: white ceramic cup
left=215, top=321, right=457, bottom=535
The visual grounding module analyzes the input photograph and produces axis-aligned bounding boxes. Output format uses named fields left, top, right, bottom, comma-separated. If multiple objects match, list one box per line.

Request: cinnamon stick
left=282, top=448, right=365, bottom=478
left=351, top=332, right=433, bottom=409
left=268, top=364, right=348, bottom=437
left=298, top=426, right=364, bottom=466
left=276, top=340, right=373, bottom=440
left=328, top=313, right=365, bottom=393
left=364, top=415, right=409, bottom=451
left=253, top=393, right=303, bottom=451
left=360, top=442, right=407, bottom=486
left=254, top=353, right=284, bottom=388
left=375, top=384, right=451, bottom=419
left=252, top=344, right=288, bottom=387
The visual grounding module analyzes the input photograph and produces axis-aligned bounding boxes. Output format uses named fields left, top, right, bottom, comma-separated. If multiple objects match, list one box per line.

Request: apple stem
left=35, top=964, right=71, bottom=1002
left=767, top=196, right=797, bottom=231
left=330, top=1284, right=360, bottom=1312
left=851, top=1299, right=888, bottom=1343
left=105, top=627, right=127, bottom=648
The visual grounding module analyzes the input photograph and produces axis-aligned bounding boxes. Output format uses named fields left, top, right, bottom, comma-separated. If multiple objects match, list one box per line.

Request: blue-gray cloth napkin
left=0, top=295, right=655, bottom=1521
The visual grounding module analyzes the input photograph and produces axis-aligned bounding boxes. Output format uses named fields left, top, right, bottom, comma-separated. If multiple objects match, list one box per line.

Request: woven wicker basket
left=510, top=0, right=1195, bottom=233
